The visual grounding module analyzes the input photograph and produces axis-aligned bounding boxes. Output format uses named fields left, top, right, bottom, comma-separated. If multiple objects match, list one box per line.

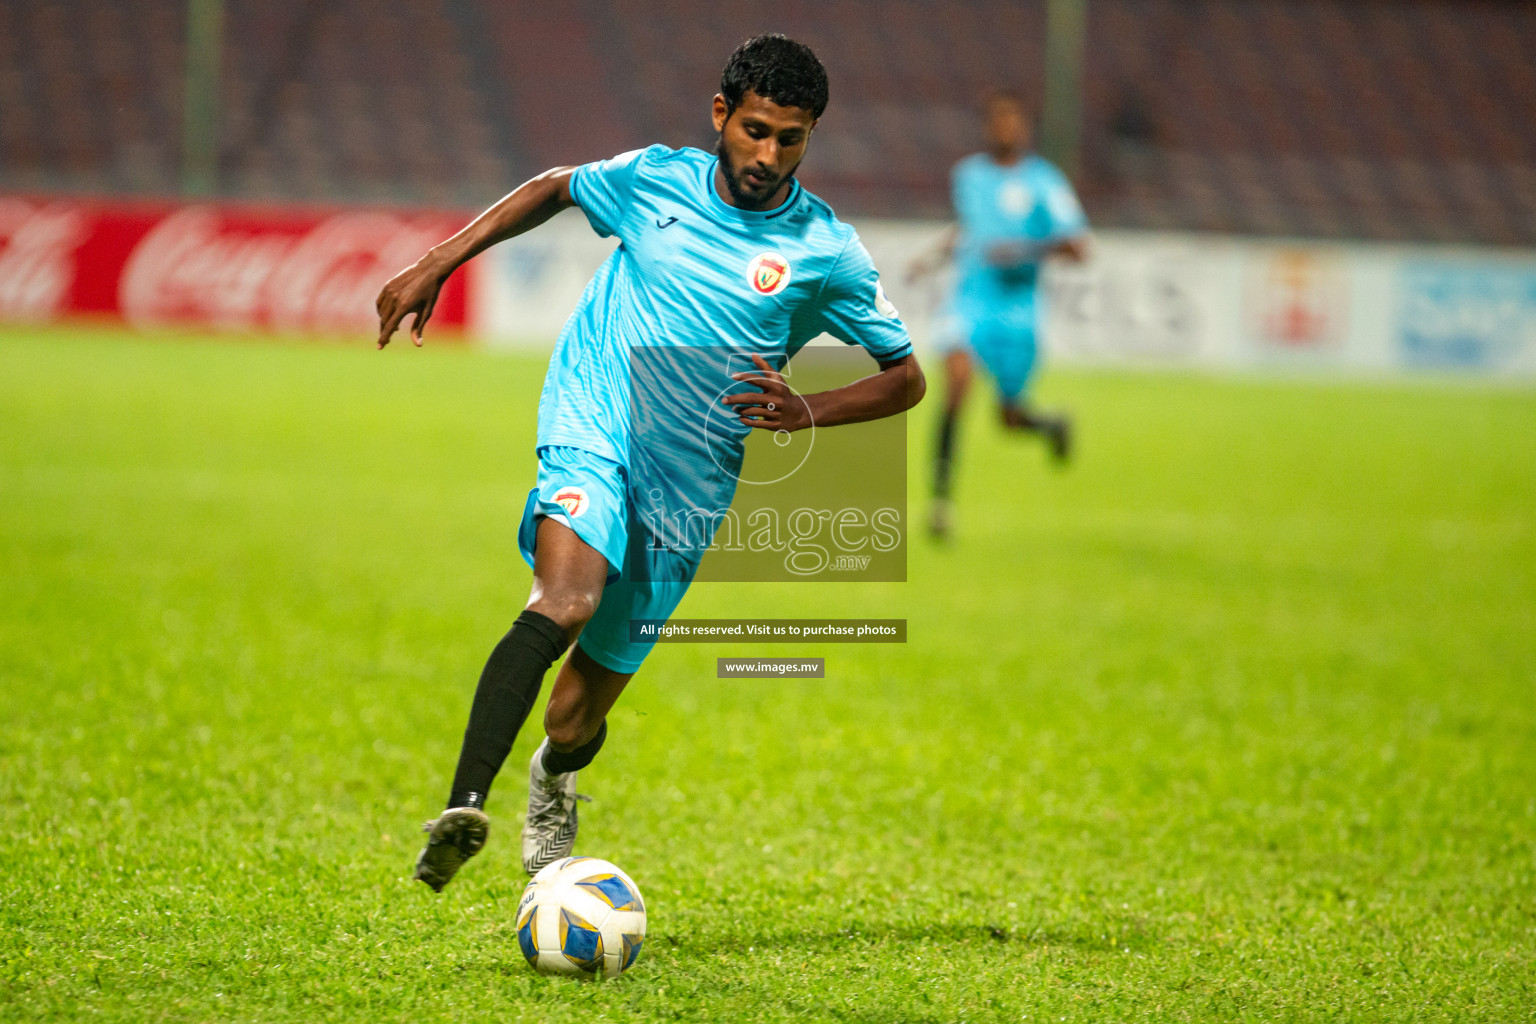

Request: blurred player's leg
left=931, top=348, right=974, bottom=540
left=987, top=318, right=1072, bottom=464
left=1001, top=402, right=1072, bottom=463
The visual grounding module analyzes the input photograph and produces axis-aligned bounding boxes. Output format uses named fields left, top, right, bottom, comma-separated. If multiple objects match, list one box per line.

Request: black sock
left=1004, top=403, right=1049, bottom=434
left=447, top=609, right=570, bottom=809
left=934, top=410, right=959, bottom=500
left=541, top=718, right=607, bottom=776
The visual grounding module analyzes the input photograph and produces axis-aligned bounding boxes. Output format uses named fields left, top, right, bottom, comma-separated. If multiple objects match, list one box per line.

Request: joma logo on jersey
left=746, top=252, right=792, bottom=296
left=552, top=486, right=589, bottom=518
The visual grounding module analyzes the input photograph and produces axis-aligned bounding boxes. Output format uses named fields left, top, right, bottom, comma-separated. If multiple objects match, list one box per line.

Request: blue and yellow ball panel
left=515, top=904, right=538, bottom=967
left=558, top=907, right=604, bottom=972
left=620, top=932, right=643, bottom=972
left=575, top=872, right=644, bottom=912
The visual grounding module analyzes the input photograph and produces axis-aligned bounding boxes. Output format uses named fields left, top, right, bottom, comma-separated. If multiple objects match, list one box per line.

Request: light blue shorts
left=968, top=312, right=1040, bottom=402
left=934, top=287, right=1042, bottom=402
left=517, top=446, right=697, bottom=674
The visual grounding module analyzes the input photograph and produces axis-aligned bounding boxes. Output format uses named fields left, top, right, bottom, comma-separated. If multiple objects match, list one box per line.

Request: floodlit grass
left=2, top=326, right=1533, bottom=1022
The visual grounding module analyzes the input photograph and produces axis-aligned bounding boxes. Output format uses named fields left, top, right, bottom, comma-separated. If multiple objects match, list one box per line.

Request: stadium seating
left=0, top=0, right=510, bottom=206
left=0, top=0, right=1531, bottom=245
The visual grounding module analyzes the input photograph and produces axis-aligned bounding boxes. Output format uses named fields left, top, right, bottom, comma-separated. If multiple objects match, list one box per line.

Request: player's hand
left=985, top=239, right=1041, bottom=269
left=723, top=354, right=812, bottom=432
left=375, top=258, right=447, bottom=349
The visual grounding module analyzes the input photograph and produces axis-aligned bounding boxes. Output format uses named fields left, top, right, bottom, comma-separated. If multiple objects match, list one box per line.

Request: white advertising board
left=474, top=213, right=1536, bottom=379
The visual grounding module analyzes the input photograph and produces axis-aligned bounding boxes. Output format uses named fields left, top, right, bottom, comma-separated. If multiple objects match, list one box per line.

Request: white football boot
left=522, top=739, right=584, bottom=874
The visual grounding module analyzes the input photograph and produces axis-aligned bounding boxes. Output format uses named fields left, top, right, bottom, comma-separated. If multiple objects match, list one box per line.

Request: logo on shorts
left=747, top=252, right=792, bottom=295
left=552, top=486, right=590, bottom=518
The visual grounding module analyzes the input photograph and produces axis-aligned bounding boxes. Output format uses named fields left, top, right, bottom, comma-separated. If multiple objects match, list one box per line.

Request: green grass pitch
left=2, top=326, right=1533, bottom=1022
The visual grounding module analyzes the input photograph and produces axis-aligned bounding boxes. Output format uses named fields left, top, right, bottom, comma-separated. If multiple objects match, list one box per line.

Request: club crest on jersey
left=1001, top=180, right=1032, bottom=216
left=746, top=252, right=792, bottom=296
left=551, top=486, right=589, bottom=518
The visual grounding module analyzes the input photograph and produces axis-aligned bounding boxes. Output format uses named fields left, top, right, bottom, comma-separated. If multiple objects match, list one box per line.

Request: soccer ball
left=515, top=857, right=647, bottom=978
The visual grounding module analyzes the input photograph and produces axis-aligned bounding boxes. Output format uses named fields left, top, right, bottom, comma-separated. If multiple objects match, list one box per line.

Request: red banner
left=0, top=196, right=467, bottom=334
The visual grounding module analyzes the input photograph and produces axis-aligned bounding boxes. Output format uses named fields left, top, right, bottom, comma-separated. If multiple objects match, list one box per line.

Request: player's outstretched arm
left=986, top=232, right=1090, bottom=269
left=375, top=167, right=578, bottom=348
left=725, top=353, right=926, bottom=431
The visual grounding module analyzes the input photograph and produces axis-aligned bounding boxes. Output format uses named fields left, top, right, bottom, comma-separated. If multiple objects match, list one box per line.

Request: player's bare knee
left=526, top=590, right=598, bottom=635
left=543, top=707, right=598, bottom=752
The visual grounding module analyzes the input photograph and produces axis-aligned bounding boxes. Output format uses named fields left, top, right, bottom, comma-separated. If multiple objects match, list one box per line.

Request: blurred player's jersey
left=548, top=144, right=911, bottom=557
left=937, top=153, right=1086, bottom=399
left=951, top=152, right=1086, bottom=300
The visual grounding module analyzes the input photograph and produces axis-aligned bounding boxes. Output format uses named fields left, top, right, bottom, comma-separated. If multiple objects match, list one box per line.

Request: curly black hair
left=720, top=34, right=828, bottom=118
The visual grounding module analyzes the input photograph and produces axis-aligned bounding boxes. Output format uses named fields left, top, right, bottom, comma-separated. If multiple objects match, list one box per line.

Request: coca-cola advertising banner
left=0, top=196, right=467, bottom=334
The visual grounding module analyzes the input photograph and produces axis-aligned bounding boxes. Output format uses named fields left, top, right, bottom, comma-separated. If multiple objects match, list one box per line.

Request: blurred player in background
left=909, top=90, right=1088, bottom=540
left=376, top=34, right=923, bottom=892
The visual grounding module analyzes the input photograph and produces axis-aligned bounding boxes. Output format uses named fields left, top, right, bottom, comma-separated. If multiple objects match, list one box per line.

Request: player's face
left=984, top=98, right=1032, bottom=155
left=712, top=90, right=817, bottom=210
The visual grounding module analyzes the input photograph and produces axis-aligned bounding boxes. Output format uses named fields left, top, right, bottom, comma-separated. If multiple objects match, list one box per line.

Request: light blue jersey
left=545, top=144, right=911, bottom=555
left=939, top=152, right=1086, bottom=399
left=952, top=151, right=1086, bottom=301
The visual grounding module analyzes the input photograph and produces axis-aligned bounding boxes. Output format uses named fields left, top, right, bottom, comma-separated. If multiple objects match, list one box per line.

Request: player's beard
left=715, top=136, right=800, bottom=210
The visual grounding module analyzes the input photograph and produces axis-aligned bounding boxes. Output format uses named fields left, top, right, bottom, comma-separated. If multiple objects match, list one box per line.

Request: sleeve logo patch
left=552, top=486, right=590, bottom=518
left=874, top=280, right=899, bottom=319
left=746, top=252, right=792, bottom=295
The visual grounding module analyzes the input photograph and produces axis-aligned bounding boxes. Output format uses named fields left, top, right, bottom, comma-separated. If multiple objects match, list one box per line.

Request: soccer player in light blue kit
left=911, top=90, right=1088, bottom=539
left=375, top=35, right=925, bottom=891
